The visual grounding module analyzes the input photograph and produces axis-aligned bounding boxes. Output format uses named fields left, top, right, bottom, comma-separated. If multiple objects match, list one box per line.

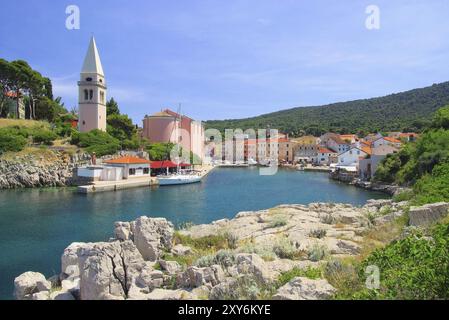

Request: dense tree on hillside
left=0, top=58, right=60, bottom=120
left=374, top=105, right=449, bottom=204
left=106, top=98, right=120, bottom=116
left=107, top=114, right=136, bottom=141
left=205, top=82, right=449, bottom=136
left=104, top=97, right=137, bottom=149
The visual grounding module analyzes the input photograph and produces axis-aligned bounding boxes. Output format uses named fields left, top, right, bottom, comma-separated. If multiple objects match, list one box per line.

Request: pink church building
left=142, top=109, right=205, bottom=163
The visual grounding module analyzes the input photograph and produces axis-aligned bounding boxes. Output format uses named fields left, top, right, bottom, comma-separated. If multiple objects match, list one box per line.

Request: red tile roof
left=105, top=156, right=152, bottom=165
left=5, top=91, right=19, bottom=98
left=318, top=147, right=336, bottom=154
left=361, top=146, right=372, bottom=155
left=383, top=137, right=402, bottom=144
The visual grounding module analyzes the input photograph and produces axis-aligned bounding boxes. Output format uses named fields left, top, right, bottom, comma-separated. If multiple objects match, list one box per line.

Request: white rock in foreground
left=273, top=277, right=336, bottom=300
left=14, top=271, right=51, bottom=300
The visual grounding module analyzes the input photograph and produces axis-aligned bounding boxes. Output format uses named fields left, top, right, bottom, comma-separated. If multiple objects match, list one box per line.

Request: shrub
left=194, top=250, right=236, bottom=268
left=324, top=259, right=363, bottom=298
left=266, top=216, right=288, bottom=229
left=70, top=129, right=120, bottom=156
left=309, top=229, right=327, bottom=239
left=272, top=238, right=304, bottom=260
left=194, top=255, right=216, bottom=268
left=412, top=162, right=449, bottom=205
left=392, top=190, right=414, bottom=202
left=172, top=232, right=230, bottom=251
left=320, top=214, right=337, bottom=225
left=359, top=221, right=449, bottom=299
left=0, top=128, right=28, bottom=154
left=223, top=232, right=238, bottom=249
left=30, top=129, right=58, bottom=145
left=307, top=243, right=329, bottom=262
left=277, top=267, right=323, bottom=287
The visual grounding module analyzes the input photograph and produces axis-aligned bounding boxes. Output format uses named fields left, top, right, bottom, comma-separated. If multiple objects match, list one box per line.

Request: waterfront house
left=104, top=156, right=152, bottom=179
left=142, top=109, right=205, bottom=163
left=320, top=133, right=351, bottom=154
left=372, top=136, right=402, bottom=148
left=337, top=146, right=371, bottom=168
left=315, top=147, right=338, bottom=165
left=292, top=136, right=319, bottom=163
left=359, top=145, right=399, bottom=181
left=77, top=156, right=152, bottom=183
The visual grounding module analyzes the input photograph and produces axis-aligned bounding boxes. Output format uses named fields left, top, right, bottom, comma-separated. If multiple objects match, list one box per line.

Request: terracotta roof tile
left=105, top=156, right=152, bottom=164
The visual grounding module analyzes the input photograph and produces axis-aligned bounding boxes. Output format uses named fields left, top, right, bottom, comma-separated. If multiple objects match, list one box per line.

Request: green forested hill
left=205, top=82, right=449, bottom=136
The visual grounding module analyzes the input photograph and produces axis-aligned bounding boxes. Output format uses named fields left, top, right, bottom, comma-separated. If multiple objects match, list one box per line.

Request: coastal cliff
left=0, top=151, right=91, bottom=189
left=14, top=199, right=448, bottom=300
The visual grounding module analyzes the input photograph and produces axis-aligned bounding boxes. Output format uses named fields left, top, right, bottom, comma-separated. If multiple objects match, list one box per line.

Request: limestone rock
left=209, top=278, right=238, bottom=300
left=159, top=260, right=182, bottom=275
left=133, top=217, right=174, bottom=261
left=409, top=202, right=449, bottom=227
left=136, top=265, right=164, bottom=290
left=14, top=271, right=51, bottom=300
left=61, top=242, right=94, bottom=278
left=79, top=241, right=145, bottom=300
left=146, top=288, right=196, bottom=300
left=273, top=277, right=336, bottom=300
left=50, top=290, right=76, bottom=300
left=236, top=253, right=276, bottom=284
left=114, top=222, right=133, bottom=241
left=177, top=265, right=225, bottom=288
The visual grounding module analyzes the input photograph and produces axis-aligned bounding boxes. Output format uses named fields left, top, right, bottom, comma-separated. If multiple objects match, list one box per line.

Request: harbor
left=0, top=167, right=388, bottom=299
left=77, top=162, right=215, bottom=194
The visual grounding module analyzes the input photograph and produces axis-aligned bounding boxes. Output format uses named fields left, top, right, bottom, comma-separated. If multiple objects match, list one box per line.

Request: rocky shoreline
left=351, top=179, right=411, bottom=196
left=0, top=152, right=91, bottom=189
left=15, top=198, right=448, bottom=300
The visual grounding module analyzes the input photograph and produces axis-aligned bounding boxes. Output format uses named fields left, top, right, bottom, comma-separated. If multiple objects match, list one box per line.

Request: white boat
left=247, top=158, right=258, bottom=166
left=157, top=174, right=202, bottom=185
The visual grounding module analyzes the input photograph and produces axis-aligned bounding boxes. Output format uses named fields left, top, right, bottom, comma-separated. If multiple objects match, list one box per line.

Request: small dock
left=77, top=177, right=159, bottom=194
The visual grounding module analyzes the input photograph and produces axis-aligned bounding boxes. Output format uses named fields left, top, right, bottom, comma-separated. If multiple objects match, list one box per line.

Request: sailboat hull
left=157, top=175, right=202, bottom=185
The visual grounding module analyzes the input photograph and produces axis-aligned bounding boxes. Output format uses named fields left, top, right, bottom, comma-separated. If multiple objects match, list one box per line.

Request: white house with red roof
left=372, top=136, right=402, bottom=148
left=337, top=146, right=371, bottom=168
left=77, top=156, right=152, bottom=182
left=315, top=147, right=338, bottom=165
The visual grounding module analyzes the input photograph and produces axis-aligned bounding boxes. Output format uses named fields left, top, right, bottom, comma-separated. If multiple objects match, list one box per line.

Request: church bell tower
left=78, top=36, right=107, bottom=132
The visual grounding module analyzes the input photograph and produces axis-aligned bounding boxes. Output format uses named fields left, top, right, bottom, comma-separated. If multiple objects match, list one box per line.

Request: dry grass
left=352, top=215, right=408, bottom=261
left=0, top=118, right=50, bottom=129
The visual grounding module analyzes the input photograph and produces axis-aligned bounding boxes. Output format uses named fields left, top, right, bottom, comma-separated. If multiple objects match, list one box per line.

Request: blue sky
left=1, top=0, right=449, bottom=125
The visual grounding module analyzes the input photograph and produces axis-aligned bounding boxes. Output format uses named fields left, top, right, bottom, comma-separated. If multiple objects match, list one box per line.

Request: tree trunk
left=29, top=96, right=35, bottom=119
left=16, top=90, right=20, bottom=119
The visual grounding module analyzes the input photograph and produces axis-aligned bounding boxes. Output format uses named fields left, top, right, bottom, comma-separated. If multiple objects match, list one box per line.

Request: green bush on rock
left=71, top=129, right=120, bottom=156
left=0, top=128, right=28, bottom=154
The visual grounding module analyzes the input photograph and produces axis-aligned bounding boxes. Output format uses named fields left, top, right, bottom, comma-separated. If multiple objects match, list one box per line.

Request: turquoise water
left=0, top=168, right=387, bottom=299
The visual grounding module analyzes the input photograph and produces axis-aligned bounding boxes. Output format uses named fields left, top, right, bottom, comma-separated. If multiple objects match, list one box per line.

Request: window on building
left=84, top=90, right=88, bottom=100
left=89, top=90, right=93, bottom=100
left=86, top=77, right=92, bottom=82
left=82, top=121, right=86, bottom=125
left=129, top=168, right=136, bottom=175
left=100, top=91, right=104, bottom=104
